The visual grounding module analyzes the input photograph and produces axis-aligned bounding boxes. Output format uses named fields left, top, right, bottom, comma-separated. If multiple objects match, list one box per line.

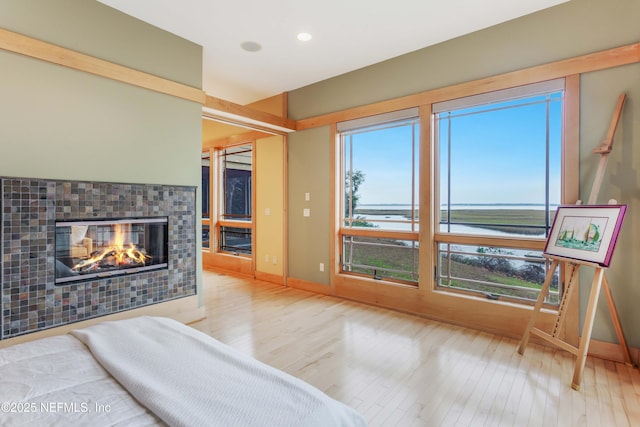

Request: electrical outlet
left=272, top=255, right=277, bottom=264
left=303, top=208, right=310, bottom=217
left=265, top=254, right=270, bottom=263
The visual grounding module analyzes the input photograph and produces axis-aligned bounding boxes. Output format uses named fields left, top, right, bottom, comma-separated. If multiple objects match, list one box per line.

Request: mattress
left=0, top=316, right=367, bottom=427
left=0, top=334, right=162, bottom=426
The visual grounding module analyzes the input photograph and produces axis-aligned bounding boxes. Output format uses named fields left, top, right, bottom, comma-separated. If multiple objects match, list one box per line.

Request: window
left=434, top=80, right=564, bottom=304
left=202, top=223, right=210, bottom=250
left=218, top=144, right=253, bottom=255
left=339, top=109, right=419, bottom=284
left=201, top=152, right=211, bottom=219
left=219, top=226, right=252, bottom=254
left=202, top=152, right=211, bottom=250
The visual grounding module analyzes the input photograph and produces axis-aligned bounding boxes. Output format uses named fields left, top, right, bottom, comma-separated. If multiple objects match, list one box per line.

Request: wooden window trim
left=339, top=228, right=418, bottom=241
left=218, top=220, right=253, bottom=229
left=434, top=233, right=547, bottom=251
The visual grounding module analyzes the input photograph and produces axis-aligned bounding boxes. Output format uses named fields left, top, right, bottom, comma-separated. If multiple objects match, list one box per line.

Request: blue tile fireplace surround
left=1, top=177, right=197, bottom=339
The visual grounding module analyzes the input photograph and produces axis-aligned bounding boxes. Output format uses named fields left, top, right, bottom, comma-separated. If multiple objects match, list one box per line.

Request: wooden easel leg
left=552, top=263, right=580, bottom=338
left=518, top=259, right=559, bottom=355
left=572, top=267, right=605, bottom=390
left=601, top=274, right=634, bottom=366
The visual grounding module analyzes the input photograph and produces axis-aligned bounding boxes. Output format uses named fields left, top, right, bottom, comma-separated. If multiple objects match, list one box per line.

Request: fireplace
left=2, top=177, right=196, bottom=339
left=55, top=217, right=168, bottom=285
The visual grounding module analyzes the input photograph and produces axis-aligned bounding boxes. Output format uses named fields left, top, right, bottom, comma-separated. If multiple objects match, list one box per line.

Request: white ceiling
left=98, top=0, right=569, bottom=105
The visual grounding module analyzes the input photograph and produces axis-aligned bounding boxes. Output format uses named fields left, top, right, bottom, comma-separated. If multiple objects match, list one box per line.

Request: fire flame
left=72, top=224, right=151, bottom=272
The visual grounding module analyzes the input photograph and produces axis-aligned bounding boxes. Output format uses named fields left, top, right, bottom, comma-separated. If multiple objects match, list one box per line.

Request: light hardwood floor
left=191, top=270, right=640, bottom=426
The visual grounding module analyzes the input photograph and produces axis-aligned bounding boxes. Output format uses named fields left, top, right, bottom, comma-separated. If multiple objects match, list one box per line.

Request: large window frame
left=217, top=143, right=253, bottom=256
left=331, top=76, right=579, bottom=308
left=201, top=151, right=211, bottom=250
left=202, top=141, right=255, bottom=259
left=433, top=80, right=566, bottom=305
left=338, top=109, right=420, bottom=285
left=304, top=44, right=632, bottom=342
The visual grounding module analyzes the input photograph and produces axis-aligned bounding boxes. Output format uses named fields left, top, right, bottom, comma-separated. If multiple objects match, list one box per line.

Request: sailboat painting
left=554, top=216, right=607, bottom=252
left=544, top=205, right=627, bottom=266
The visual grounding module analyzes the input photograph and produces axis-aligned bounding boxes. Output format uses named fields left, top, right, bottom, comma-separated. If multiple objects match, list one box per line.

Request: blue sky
left=348, top=123, right=417, bottom=205
left=347, top=94, right=562, bottom=207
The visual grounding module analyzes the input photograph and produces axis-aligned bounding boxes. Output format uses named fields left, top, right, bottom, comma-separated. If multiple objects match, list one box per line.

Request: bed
left=0, top=316, right=367, bottom=426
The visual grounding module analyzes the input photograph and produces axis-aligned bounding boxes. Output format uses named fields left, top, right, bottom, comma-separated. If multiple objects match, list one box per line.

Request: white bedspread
left=71, top=316, right=367, bottom=427
left=0, top=334, right=163, bottom=427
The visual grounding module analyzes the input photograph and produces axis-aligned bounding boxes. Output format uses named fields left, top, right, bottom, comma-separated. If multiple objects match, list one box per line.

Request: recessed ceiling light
left=297, top=32, right=312, bottom=42
left=240, top=41, right=262, bottom=52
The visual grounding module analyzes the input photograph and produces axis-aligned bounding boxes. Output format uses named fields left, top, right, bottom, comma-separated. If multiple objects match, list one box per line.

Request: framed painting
left=544, top=205, right=627, bottom=267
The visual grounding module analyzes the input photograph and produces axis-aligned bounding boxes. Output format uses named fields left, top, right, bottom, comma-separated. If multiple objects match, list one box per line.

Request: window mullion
left=545, top=95, right=551, bottom=236
left=411, top=122, right=416, bottom=231
left=446, top=113, right=452, bottom=233
left=348, top=135, right=354, bottom=227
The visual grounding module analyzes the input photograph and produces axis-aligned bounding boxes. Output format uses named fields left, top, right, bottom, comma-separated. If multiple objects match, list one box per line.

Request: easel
left=517, top=93, right=633, bottom=390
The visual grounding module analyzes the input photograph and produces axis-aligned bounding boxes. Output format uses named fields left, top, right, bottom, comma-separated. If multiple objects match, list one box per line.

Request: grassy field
left=347, top=208, right=555, bottom=301
left=439, top=255, right=556, bottom=303
left=354, top=208, right=554, bottom=234
left=443, top=209, right=553, bottom=234
left=345, top=237, right=551, bottom=301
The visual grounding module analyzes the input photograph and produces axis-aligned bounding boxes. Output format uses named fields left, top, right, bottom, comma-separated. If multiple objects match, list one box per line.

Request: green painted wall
left=288, top=0, right=639, bottom=119
left=287, top=0, right=640, bottom=345
left=0, top=0, right=200, bottom=87
left=580, top=64, right=640, bottom=344
left=0, top=0, right=204, bottom=301
left=288, top=126, right=332, bottom=285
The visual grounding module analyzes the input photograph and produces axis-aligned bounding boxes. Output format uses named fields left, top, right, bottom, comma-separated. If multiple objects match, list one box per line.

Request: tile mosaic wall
left=1, top=177, right=197, bottom=339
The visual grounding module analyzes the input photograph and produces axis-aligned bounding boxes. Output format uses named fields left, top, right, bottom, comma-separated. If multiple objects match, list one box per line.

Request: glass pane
left=220, top=226, right=252, bottom=255
left=202, top=152, right=210, bottom=218
left=343, top=120, right=419, bottom=231
left=221, top=145, right=252, bottom=221
left=438, top=93, right=562, bottom=238
left=55, top=218, right=168, bottom=285
left=202, top=224, right=210, bottom=250
left=342, top=235, right=418, bottom=283
left=437, top=243, right=559, bottom=304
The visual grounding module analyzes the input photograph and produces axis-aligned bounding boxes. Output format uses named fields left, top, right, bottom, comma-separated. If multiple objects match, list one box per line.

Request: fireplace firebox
left=55, top=217, right=168, bottom=285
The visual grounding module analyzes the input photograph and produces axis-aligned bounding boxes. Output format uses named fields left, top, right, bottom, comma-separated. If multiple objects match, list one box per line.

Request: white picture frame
left=544, top=205, right=627, bottom=267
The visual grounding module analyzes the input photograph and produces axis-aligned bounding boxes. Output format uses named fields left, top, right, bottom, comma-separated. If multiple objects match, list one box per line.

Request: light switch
left=265, top=207, right=271, bottom=216
left=305, top=192, right=310, bottom=201
left=303, top=208, right=311, bottom=217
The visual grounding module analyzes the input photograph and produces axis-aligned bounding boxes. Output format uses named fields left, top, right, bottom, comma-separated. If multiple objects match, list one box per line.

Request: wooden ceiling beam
left=204, top=95, right=297, bottom=133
